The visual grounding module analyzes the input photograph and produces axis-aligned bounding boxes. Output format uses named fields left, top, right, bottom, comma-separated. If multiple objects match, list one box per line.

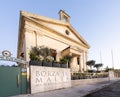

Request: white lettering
left=31, top=66, right=71, bottom=93
left=0, top=55, right=28, bottom=64
left=36, top=78, right=42, bottom=86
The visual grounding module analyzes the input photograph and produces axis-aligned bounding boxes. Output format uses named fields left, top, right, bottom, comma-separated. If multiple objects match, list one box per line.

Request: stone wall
left=109, top=71, right=120, bottom=79
left=30, top=66, right=71, bottom=93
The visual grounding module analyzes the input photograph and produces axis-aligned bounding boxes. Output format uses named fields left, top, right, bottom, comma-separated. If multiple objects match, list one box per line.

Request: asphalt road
left=84, top=80, right=120, bottom=97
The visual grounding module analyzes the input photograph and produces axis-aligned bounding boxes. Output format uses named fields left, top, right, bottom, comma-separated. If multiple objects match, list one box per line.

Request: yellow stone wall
left=18, top=11, right=89, bottom=72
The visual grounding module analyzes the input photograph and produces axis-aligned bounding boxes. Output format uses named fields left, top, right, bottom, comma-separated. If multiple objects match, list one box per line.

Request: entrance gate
left=0, top=66, right=27, bottom=97
left=0, top=50, right=28, bottom=96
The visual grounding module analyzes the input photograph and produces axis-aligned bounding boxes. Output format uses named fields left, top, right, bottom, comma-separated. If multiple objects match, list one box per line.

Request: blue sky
left=0, top=0, right=120, bottom=69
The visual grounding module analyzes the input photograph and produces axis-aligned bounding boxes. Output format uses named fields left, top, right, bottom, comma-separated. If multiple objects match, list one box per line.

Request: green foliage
left=60, top=55, right=72, bottom=64
left=29, top=46, right=73, bottom=65
left=64, top=55, right=72, bottom=62
left=39, top=46, right=52, bottom=59
left=29, top=51, right=40, bottom=61
left=31, top=47, right=40, bottom=56
left=71, top=72, right=88, bottom=80
left=71, top=72, right=108, bottom=80
left=105, top=66, right=114, bottom=72
left=86, top=60, right=95, bottom=66
left=94, top=63, right=103, bottom=68
left=86, top=60, right=95, bottom=70
left=94, top=63, right=103, bottom=71
left=60, top=58, right=67, bottom=64
left=29, top=46, right=53, bottom=62
left=44, top=56, right=54, bottom=62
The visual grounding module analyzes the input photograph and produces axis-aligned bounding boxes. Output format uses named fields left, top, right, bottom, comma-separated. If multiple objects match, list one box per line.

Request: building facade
left=17, top=10, right=90, bottom=73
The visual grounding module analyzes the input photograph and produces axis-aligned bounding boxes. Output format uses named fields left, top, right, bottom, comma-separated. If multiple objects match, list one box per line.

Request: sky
left=0, top=0, right=120, bottom=69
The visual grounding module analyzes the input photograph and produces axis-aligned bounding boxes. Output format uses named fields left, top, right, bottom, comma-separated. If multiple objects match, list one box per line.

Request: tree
left=64, top=55, right=72, bottom=64
left=60, top=55, right=72, bottom=68
left=39, top=46, right=54, bottom=62
left=105, top=66, right=114, bottom=72
left=86, top=60, right=95, bottom=70
left=29, top=47, right=41, bottom=61
left=29, top=46, right=54, bottom=61
left=94, top=63, right=103, bottom=72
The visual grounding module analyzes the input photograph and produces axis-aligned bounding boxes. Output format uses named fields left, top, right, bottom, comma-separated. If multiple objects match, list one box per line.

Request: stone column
left=80, top=53, right=84, bottom=73
left=85, top=52, right=88, bottom=71
left=83, top=52, right=85, bottom=72
left=79, top=55, right=81, bottom=72
left=70, top=57, right=74, bottom=73
left=56, top=51, right=61, bottom=62
left=82, top=51, right=88, bottom=72
left=83, top=51, right=86, bottom=71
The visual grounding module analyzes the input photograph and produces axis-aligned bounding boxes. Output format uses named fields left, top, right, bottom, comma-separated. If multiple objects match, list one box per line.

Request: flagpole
left=111, top=49, right=114, bottom=69
left=100, top=51, right=103, bottom=71
left=100, top=51, right=102, bottom=63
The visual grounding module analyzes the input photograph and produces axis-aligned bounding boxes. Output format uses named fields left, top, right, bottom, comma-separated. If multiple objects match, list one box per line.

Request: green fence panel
left=0, top=66, right=27, bottom=97
left=21, top=71, right=27, bottom=94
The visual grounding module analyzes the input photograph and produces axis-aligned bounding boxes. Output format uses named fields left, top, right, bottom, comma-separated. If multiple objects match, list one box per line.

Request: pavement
left=12, top=78, right=120, bottom=97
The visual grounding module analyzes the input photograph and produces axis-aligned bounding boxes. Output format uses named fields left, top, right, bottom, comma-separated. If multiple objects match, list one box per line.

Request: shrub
left=60, top=58, right=67, bottom=64
left=29, top=50, right=41, bottom=61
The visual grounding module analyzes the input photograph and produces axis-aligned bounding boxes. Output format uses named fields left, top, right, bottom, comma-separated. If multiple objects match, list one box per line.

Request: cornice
left=20, top=10, right=68, bottom=26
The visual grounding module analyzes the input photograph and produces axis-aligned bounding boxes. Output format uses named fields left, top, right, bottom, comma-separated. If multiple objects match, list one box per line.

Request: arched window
left=34, top=31, right=37, bottom=47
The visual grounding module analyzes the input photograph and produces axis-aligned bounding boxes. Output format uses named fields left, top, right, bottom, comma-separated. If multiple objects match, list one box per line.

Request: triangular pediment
left=20, top=11, right=90, bottom=48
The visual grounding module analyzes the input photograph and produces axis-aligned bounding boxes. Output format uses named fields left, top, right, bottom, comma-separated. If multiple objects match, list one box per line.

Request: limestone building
left=17, top=10, right=90, bottom=73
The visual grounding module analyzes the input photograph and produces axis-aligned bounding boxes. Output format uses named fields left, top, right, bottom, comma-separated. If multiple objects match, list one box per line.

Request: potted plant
left=38, top=46, right=54, bottom=67
left=60, top=58, right=68, bottom=68
left=52, top=61, right=60, bottom=67
left=64, top=55, right=72, bottom=68
left=29, top=47, right=42, bottom=66
left=60, top=55, right=72, bottom=68
left=42, top=56, right=53, bottom=67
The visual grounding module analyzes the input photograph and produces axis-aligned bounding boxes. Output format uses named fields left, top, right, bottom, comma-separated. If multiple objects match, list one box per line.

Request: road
left=84, top=80, right=120, bottom=97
